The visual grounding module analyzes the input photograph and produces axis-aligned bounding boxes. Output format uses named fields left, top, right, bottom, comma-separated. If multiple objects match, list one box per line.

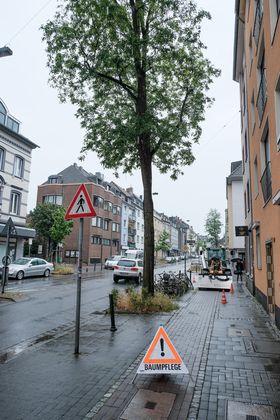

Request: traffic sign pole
left=74, top=217, right=83, bottom=354
left=2, top=226, right=10, bottom=294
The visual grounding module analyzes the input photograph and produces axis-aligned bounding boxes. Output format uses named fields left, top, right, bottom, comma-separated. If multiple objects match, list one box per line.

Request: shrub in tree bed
left=111, top=287, right=179, bottom=313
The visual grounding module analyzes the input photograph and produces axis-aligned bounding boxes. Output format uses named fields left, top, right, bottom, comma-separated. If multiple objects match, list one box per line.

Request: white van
left=124, top=249, right=144, bottom=260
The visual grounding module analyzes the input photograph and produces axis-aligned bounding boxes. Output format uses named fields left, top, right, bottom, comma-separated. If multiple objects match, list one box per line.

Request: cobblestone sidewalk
left=90, top=282, right=280, bottom=420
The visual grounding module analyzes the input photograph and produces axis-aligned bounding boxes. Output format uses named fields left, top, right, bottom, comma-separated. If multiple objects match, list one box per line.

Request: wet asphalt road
left=0, top=261, right=189, bottom=353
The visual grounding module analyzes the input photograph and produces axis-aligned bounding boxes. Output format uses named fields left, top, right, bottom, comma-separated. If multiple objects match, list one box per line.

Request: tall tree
left=205, top=209, right=222, bottom=247
left=42, top=0, right=220, bottom=294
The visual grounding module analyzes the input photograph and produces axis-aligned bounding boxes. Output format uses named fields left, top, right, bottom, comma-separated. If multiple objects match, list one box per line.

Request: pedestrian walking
left=234, top=259, right=243, bottom=282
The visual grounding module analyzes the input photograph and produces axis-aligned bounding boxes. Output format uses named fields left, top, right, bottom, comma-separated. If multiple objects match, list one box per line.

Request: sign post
left=65, top=184, right=96, bottom=354
left=1, top=218, right=17, bottom=294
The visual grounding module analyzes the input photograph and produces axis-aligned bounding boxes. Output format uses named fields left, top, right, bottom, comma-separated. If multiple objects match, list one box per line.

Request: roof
left=42, top=163, right=102, bottom=185
left=0, top=122, right=39, bottom=150
left=226, top=161, right=243, bottom=185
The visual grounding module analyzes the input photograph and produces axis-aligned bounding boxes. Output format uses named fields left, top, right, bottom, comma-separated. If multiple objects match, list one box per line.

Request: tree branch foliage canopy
left=155, top=229, right=170, bottom=253
left=42, top=0, right=220, bottom=179
left=205, top=208, right=222, bottom=247
left=29, top=204, right=73, bottom=246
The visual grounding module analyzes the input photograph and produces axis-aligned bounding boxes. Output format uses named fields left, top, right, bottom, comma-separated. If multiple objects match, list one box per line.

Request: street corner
left=0, top=291, right=29, bottom=303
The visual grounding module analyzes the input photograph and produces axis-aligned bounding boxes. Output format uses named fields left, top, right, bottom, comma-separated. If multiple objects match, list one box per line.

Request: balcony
left=260, top=162, right=272, bottom=204
left=256, top=73, right=267, bottom=121
left=253, top=0, right=263, bottom=46
left=128, top=228, right=136, bottom=236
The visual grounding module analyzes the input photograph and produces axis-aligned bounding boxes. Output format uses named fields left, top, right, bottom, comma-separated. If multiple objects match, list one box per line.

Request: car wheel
left=113, top=275, right=119, bottom=284
left=16, top=271, right=24, bottom=280
left=137, top=273, right=142, bottom=284
left=44, top=269, right=50, bottom=277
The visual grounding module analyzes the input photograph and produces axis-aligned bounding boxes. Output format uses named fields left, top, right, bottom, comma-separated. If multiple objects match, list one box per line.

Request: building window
left=92, top=216, right=104, bottom=228
left=104, top=219, right=109, bottom=230
left=253, top=0, right=263, bottom=45
left=48, top=177, right=58, bottom=184
left=137, top=222, right=140, bottom=230
left=10, top=191, right=21, bottom=215
left=141, top=236, right=144, bottom=244
left=249, top=32, right=253, bottom=70
left=275, top=74, right=280, bottom=150
left=102, top=238, right=111, bottom=246
left=91, top=236, right=101, bottom=245
left=260, top=129, right=272, bottom=203
left=269, top=0, right=280, bottom=39
left=256, top=227, right=262, bottom=269
left=247, top=182, right=251, bottom=212
left=43, top=195, right=63, bottom=205
left=244, top=132, right=248, bottom=161
left=137, top=235, right=139, bottom=243
left=112, top=205, right=121, bottom=215
left=0, top=148, right=5, bottom=171
left=253, top=158, right=259, bottom=197
left=93, top=196, right=104, bottom=208
left=13, top=156, right=24, bottom=178
left=123, top=219, right=126, bottom=227
left=0, top=101, right=6, bottom=125
left=256, top=48, right=267, bottom=121
left=250, top=93, right=256, bottom=133
left=112, top=222, right=120, bottom=232
left=0, top=177, right=4, bottom=206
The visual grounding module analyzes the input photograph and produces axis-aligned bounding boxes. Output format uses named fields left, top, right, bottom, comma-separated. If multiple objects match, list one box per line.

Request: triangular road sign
left=65, top=184, right=97, bottom=219
left=137, top=326, right=188, bottom=375
left=2, top=217, right=17, bottom=236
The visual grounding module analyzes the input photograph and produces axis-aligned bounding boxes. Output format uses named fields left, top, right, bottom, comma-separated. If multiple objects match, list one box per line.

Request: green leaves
left=205, top=209, right=222, bottom=247
left=41, top=0, right=219, bottom=178
left=155, top=229, right=170, bottom=252
left=29, top=204, right=73, bottom=246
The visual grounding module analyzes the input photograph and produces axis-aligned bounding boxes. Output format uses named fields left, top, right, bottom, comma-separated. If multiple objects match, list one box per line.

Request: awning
left=0, top=224, right=36, bottom=239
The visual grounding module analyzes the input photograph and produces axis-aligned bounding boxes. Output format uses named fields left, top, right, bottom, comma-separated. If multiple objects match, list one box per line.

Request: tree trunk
left=140, top=153, right=154, bottom=295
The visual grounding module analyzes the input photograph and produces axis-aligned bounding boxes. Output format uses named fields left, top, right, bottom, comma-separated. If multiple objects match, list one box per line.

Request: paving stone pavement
left=90, top=282, right=280, bottom=420
left=1, top=280, right=280, bottom=419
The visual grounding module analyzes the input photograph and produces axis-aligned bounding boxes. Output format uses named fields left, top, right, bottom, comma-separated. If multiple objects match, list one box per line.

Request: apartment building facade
left=226, top=161, right=246, bottom=260
left=233, top=0, right=280, bottom=327
left=37, top=164, right=122, bottom=264
left=0, top=98, right=37, bottom=259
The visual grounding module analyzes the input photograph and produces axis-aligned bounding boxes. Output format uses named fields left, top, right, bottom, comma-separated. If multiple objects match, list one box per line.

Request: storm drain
left=120, top=389, right=176, bottom=419
left=227, top=400, right=276, bottom=420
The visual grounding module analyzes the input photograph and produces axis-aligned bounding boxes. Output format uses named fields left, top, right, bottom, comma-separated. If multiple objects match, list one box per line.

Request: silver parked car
left=6, top=257, right=54, bottom=280
left=113, top=258, right=143, bottom=284
left=104, top=255, right=122, bottom=270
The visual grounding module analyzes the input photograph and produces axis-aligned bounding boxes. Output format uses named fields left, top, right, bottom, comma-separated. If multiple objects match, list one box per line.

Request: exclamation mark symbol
left=160, top=338, right=165, bottom=357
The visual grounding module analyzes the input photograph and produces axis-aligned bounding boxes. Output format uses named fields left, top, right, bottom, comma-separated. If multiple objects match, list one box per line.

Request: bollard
left=109, top=294, right=117, bottom=332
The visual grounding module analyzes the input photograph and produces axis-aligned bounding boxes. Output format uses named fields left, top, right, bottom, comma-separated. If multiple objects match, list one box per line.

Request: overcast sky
left=0, top=0, right=241, bottom=234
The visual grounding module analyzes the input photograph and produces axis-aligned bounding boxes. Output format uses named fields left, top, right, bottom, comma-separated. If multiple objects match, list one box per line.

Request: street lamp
left=0, top=46, right=13, bottom=58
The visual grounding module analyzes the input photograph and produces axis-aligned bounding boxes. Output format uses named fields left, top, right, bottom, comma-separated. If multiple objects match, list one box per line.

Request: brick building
left=37, top=164, right=122, bottom=265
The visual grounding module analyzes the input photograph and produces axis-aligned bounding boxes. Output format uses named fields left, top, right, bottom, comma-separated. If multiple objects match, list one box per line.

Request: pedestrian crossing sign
left=65, top=184, right=96, bottom=219
left=137, top=326, right=188, bottom=375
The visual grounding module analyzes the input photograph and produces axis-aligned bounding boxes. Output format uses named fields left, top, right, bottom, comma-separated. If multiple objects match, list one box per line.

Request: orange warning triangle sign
left=137, top=326, right=188, bottom=375
left=144, top=326, right=182, bottom=364
left=65, top=184, right=96, bottom=219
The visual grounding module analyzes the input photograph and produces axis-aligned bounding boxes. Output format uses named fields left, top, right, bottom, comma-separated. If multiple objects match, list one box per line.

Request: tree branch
left=95, top=71, right=137, bottom=101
